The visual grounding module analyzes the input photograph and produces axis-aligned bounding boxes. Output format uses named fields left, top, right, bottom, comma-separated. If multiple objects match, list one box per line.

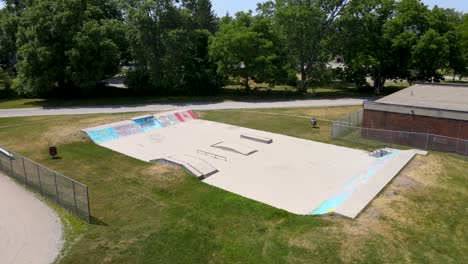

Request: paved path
left=0, top=172, right=63, bottom=264
left=0, top=98, right=367, bottom=117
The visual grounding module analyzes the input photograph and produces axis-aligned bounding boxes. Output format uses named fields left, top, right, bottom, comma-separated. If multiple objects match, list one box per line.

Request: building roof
left=376, top=84, right=468, bottom=112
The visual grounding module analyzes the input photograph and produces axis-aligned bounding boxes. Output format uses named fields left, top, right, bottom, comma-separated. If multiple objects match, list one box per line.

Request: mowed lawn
left=0, top=107, right=466, bottom=263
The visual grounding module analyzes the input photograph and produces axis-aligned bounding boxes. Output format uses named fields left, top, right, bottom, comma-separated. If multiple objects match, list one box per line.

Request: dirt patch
left=139, top=164, right=187, bottom=190
left=289, top=235, right=319, bottom=252
left=331, top=154, right=439, bottom=261
left=400, top=155, right=443, bottom=187
left=393, top=175, right=423, bottom=190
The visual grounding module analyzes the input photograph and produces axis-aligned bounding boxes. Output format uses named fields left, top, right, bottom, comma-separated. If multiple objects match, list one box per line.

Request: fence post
left=425, top=134, right=429, bottom=150
left=53, top=172, right=60, bottom=203
left=390, top=131, right=393, bottom=147
left=36, top=164, right=43, bottom=195
left=331, top=122, right=334, bottom=139
left=9, top=155, right=14, bottom=178
left=72, top=181, right=79, bottom=215
left=339, top=121, right=342, bottom=137
left=86, top=187, right=91, bottom=223
left=465, top=141, right=468, bottom=161
left=22, top=157, right=28, bottom=185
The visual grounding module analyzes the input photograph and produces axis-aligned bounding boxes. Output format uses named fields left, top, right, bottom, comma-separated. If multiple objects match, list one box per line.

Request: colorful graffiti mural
left=113, top=123, right=143, bottom=137
left=86, top=128, right=121, bottom=144
left=85, top=110, right=198, bottom=144
left=133, top=116, right=162, bottom=132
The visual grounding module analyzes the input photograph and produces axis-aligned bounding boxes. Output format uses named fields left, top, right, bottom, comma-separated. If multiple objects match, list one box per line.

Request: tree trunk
left=299, top=64, right=307, bottom=94
left=373, top=75, right=385, bottom=94
left=243, top=76, right=250, bottom=93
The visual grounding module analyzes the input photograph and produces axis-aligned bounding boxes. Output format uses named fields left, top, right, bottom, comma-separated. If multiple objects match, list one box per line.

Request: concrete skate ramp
left=311, top=149, right=425, bottom=218
left=113, top=122, right=143, bottom=137
left=154, top=155, right=218, bottom=179
left=132, top=115, right=162, bottom=131
left=211, top=142, right=257, bottom=156
left=241, top=134, right=273, bottom=144
left=85, top=127, right=120, bottom=144
left=333, top=150, right=419, bottom=218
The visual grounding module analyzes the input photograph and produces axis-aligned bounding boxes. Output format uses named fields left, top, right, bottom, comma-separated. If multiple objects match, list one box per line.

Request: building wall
left=363, top=109, right=468, bottom=140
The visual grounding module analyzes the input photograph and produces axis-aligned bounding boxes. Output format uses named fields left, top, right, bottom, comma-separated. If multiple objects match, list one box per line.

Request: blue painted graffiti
left=86, top=128, right=121, bottom=144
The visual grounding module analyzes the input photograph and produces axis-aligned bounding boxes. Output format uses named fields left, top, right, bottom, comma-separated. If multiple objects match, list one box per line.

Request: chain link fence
left=331, top=112, right=468, bottom=160
left=0, top=145, right=91, bottom=222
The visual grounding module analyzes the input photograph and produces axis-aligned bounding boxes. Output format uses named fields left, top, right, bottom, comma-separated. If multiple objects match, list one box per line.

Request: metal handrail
left=197, top=149, right=227, bottom=161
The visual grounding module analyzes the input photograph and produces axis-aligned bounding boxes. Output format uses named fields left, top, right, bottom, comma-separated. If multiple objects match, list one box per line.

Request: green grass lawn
left=0, top=106, right=466, bottom=263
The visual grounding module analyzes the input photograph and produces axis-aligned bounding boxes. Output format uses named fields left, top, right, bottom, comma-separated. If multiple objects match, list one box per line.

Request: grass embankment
left=0, top=107, right=466, bottom=263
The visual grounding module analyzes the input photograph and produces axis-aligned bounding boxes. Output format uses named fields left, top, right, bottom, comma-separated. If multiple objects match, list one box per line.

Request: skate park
left=83, top=110, right=425, bottom=218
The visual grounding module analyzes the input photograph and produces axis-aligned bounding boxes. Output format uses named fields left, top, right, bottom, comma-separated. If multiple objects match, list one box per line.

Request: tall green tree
left=339, top=0, right=466, bottom=92
left=337, top=0, right=397, bottom=93
left=383, top=0, right=457, bottom=82
left=411, top=28, right=449, bottom=80
left=126, top=0, right=221, bottom=95
left=261, top=0, right=351, bottom=93
left=14, top=0, right=126, bottom=96
left=0, top=8, right=18, bottom=68
left=459, top=15, right=468, bottom=78
left=183, top=0, right=218, bottom=33
left=428, top=7, right=465, bottom=79
left=209, top=12, right=289, bottom=90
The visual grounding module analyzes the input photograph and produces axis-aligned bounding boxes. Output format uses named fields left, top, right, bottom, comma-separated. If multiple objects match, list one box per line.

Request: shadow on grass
left=2, top=81, right=407, bottom=109
left=90, top=216, right=109, bottom=226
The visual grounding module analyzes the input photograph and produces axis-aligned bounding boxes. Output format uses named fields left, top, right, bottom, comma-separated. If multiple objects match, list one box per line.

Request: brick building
left=362, top=84, right=468, bottom=154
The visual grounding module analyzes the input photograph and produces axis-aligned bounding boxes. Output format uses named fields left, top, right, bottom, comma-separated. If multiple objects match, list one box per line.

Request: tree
left=183, top=0, right=218, bottom=33
left=125, top=0, right=221, bottom=95
left=14, top=0, right=126, bottom=96
left=0, top=9, right=18, bottom=68
left=209, top=12, right=288, bottom=90
left=337, top=0, right=397, bottom=93
left=459, top=15, right=468, bottom=78
left=261, top=0, right=351, bottom=93
left=339, top=0, right=465, bottom=91
left=411, top=29, right=449, bottom=81
left=67, top=20, right=128, bottom=91
left=428, top=7, right=465, bottom=79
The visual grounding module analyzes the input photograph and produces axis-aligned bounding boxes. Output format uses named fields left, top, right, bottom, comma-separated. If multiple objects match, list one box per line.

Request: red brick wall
left=363, top=110, right=468, bottom=140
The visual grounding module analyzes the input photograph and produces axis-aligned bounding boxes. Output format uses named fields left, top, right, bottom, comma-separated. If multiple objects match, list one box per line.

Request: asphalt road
left=0, top=98, right=367, bottom=117
left=0, top=172, right=63, bottom=264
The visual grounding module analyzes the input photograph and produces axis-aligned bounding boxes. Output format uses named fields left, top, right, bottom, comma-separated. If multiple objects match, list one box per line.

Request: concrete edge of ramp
left=333, top=150, right=424, bottom=219
left=240, top=134, right=273, bottom=144
left=211, top=142, right=258, bottom=156
left=152, top=155, right=218, bottom=179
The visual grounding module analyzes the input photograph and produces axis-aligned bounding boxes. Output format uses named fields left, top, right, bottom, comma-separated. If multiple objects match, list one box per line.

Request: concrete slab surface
left=85, top=110, right=423, bottom=218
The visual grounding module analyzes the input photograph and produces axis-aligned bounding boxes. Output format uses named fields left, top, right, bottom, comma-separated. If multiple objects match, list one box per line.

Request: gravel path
left=0, top=98, right=367, bottom=117
left=0, top=172, right=63, bottom=264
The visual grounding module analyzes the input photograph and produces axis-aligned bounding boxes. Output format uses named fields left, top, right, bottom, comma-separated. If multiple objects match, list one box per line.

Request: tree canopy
left=0, top=0, right=467, bottom=97
left=209, top=12, right=289, bottom=90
